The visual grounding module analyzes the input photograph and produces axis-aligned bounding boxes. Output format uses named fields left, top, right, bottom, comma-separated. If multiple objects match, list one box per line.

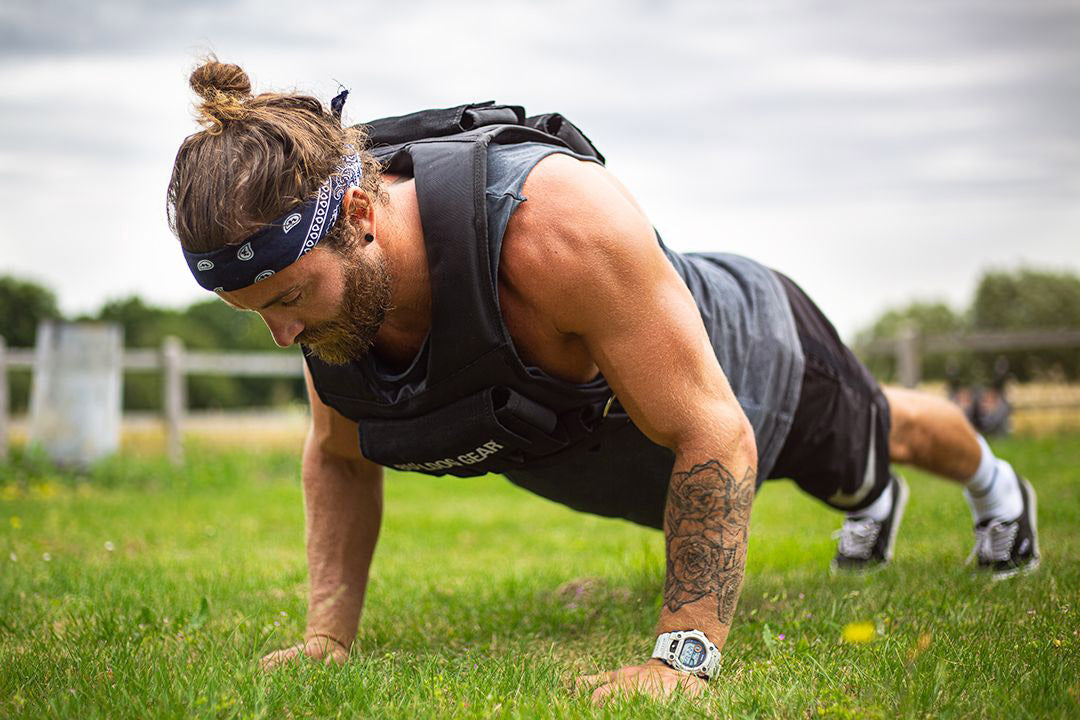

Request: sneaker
left=969, top=476, right=1040, bottom=580
left=831, top=475, right=909, bottom=573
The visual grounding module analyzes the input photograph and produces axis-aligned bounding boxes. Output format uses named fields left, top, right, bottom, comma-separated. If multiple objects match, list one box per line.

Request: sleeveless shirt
left=305, top=139, right=804, bottom=529
left=485, top=142, right=804, bottom=527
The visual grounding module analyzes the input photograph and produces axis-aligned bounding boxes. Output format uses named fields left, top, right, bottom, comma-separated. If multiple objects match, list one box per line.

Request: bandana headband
left=182, top=152, right=363, bottom=292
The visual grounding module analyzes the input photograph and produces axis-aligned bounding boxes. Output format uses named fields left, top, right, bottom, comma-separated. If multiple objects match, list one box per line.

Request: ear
left=342, top=187, right=375, bottom=228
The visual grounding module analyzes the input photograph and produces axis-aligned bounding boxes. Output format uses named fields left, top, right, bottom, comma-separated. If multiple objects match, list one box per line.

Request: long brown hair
left=167, top=58, right=382, bottom=254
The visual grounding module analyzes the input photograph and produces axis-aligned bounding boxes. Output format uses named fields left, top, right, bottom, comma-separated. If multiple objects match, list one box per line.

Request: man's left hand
left=574, top=659, right=706, bottom=705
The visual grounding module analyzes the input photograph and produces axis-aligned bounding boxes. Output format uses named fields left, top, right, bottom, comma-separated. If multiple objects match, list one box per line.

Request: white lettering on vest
left=391, top=440, right=505, bottom=472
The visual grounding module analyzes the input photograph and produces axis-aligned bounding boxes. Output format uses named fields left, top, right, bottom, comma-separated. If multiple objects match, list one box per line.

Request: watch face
left=678, top=637, right=707, bottom=669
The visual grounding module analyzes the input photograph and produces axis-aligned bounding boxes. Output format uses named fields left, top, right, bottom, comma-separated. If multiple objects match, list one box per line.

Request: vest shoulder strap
left=407, top=133, right=502, bottom=382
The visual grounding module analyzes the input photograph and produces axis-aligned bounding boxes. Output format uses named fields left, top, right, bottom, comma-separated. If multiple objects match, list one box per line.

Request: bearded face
left=298, top=248, right=393, bottom=365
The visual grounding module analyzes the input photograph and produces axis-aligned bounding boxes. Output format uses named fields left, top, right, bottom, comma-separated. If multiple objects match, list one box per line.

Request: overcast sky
left=1, top=0, right=1078, bottom=339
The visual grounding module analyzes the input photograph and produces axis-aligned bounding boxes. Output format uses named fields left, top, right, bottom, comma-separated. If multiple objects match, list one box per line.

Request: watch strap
left=652, top=630, right=720, bottom=679
left=702, top=644, right=721, bottom=678
left=652, top=632, right=672, bottom=660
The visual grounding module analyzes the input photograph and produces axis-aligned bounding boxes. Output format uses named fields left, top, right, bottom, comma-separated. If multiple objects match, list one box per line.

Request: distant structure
left=27, top=321, right=123, bottom=466
left=947, top=356, right=1012, bottom=436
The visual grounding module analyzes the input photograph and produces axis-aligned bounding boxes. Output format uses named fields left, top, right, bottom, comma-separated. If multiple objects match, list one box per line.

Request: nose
left=262, top=315, right=304, bottom=347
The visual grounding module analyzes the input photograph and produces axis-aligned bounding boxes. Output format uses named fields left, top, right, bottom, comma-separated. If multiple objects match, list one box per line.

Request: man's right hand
left=259, top=635, right=349, bottom=670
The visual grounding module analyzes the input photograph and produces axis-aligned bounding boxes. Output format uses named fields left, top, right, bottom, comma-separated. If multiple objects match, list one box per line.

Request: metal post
left=896, top=324, right=920, bottom=388
left=162, top=336, right=185, bottom=464
left=0, top=336, right=8, bottom=463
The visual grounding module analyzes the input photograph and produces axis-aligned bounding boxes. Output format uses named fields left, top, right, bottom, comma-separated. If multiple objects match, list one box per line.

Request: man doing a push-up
left=166, top=59, right=1039, bottom=702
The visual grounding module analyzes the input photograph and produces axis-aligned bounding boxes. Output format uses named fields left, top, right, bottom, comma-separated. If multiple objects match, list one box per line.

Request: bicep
left=581, top=249, right=744, bottom=452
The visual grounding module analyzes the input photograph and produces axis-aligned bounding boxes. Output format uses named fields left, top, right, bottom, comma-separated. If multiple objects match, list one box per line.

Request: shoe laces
left=834, top=517, right=880, bottom=560
left=971, top=520, right=1018, bottom=564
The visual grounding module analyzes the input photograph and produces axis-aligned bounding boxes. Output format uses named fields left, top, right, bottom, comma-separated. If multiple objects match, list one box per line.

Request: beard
left=298, top=249, right=393, bottom=365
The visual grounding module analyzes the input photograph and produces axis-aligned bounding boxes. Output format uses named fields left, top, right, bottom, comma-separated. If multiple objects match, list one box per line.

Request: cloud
left=1, top=0, right=1079, bottom=338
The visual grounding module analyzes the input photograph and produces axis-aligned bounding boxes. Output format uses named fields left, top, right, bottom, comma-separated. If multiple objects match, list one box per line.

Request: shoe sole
left=990, top=476, right=1040, bottom=582
left=829, top=475, right=909, bottom=575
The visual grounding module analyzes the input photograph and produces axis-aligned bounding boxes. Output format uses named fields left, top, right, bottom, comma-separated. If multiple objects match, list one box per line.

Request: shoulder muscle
left=502, top=152, right=667, bottom=336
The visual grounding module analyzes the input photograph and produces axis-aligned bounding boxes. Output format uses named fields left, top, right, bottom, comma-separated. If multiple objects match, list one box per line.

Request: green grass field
left=2, top=433, right=1078, bottom=718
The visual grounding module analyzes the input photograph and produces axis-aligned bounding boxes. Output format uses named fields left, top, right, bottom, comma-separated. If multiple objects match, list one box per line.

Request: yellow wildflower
left=841, top=621, right=876, bottom=644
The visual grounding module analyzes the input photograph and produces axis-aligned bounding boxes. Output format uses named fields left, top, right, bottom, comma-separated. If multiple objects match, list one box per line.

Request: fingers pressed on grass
left=591, top=683, right=617, bottom=705
left=258, top=644, right=305, bottom=671
left=574, top=670, right=616, bottom=692
left=589, top=677, right=664, bottom=707
left=586, top=666, right=706, bottom=706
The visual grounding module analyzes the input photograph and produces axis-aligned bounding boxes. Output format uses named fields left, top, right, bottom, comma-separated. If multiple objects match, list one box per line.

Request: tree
left=0, top=276, right=63, bottom=412
left=854, top=301, right=968, bottom=382
left=181, top=298, right=303, bottom=408
left=0, top=275, right=62, bottom=346
left=971, top=269, right=1080, bottom=381
left=855, top=268, right=1080, bottom=383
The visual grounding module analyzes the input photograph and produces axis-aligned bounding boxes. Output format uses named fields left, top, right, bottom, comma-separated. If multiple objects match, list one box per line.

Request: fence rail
left=2, top=327, right=1079, bottom=464
left=856, top=327, right=1080, bottom=388
left=860, top=328, right=1080, bottom=355
left=0, top=335, right=304, bottom=463
left=3, top=346, right=305, bottom=376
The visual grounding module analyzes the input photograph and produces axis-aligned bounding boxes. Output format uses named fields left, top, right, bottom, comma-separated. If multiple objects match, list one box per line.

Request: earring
left=363, top=233, right=374, bottom=243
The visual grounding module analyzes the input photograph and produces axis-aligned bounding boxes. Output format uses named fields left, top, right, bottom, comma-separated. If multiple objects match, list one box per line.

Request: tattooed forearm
left=663, top=459, right=756, bottom=625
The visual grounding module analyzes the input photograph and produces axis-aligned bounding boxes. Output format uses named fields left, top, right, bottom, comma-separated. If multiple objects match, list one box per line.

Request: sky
left=1, top=0, right=1078, bottom=340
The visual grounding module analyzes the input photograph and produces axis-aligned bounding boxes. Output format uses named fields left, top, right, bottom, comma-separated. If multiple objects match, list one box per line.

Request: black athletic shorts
left=767, top=272, right=892, bottom=512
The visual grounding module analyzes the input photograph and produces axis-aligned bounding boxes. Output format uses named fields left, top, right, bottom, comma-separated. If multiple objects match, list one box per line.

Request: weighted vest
left=303, top=102, right=632, bottom=477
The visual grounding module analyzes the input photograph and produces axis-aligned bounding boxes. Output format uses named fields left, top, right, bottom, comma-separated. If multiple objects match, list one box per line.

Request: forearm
left=656, top=423, right=757, bottom=653
left=301, top=437, right=383, bottom=648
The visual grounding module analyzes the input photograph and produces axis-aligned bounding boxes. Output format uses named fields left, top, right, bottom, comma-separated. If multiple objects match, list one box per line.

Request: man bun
left=189, top=57, right=252, bottom=134
left=170, top=60, right=383, bottom=254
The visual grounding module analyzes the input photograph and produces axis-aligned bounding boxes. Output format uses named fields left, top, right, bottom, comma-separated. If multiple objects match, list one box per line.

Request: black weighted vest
left=303, top=103, right=631, bottom=477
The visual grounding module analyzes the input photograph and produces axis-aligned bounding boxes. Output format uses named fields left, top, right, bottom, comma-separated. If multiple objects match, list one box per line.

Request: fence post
left=162, top=336, right=185, bottom=464
left=896, top=324, right=921, bottom=388
left=27, top=322, right=123, bottom=467
left=0, top=336, right=8, bottom=463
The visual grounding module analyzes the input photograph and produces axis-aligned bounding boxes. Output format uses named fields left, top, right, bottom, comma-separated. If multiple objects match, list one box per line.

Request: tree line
left=0, top=277, right=302, bottom=412
left=2, top=267, right=1078, bottom=412
left=855, top=268, right=1080, bottom=384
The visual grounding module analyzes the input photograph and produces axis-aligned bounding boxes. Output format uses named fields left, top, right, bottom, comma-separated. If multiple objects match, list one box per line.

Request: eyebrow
left=258, top=284, right=302, bottom=310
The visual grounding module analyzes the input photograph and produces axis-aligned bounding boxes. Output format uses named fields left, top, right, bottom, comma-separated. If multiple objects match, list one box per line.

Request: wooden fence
left=1, top=327, right=1078, bottom=464
left=857, top=327, right=1080, bottom=388
left=0, top=335, right=304, bottom=464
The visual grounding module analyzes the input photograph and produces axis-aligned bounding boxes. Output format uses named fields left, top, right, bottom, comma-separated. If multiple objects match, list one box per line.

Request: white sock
left=964, top=435, right=1023, bottom=523
left=850, top=478, right=894, bottom=522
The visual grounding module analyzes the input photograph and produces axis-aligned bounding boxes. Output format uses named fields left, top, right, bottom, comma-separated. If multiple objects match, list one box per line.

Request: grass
left=1, top=433, right=1078, bottom=719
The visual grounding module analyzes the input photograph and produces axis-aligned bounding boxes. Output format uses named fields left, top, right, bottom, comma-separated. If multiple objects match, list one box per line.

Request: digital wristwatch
left=651, top=630, right=721, bottom=679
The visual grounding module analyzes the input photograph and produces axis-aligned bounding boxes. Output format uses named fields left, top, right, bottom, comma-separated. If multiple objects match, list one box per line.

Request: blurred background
left=1, top=0, right=1078, bottom=448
